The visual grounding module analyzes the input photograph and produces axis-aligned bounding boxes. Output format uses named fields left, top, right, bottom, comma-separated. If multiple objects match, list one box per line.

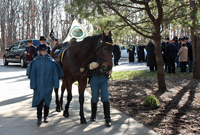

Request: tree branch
left=102, top=1, right=153, bottom=39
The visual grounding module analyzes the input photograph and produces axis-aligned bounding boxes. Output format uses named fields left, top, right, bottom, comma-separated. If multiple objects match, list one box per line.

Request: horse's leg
left=54, top=88, right=61, bottom=112
left=78, top=77, right=87, bottom=124
left=60, top=83, right=65, bottom=110
left=63, top=80, right=72, bottom=118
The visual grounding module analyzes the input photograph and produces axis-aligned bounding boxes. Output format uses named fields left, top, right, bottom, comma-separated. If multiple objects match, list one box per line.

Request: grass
left=74, top=67, right=193, bottom=85
left=110, top=67, right=193, bottom=80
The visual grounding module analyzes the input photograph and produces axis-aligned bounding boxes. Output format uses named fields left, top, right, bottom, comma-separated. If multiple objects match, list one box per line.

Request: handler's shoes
left=44, top=117, right=49, bottom=123
left=37, top=118, right=42, bottom=125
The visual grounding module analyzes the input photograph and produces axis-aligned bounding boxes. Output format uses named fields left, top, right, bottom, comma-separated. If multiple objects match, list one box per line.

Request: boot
left=103, top=101, right=111, bottom=127
left=90, top=102, right=97, bottom=122
left=44, top=117, right=48, bottom=123
left=37, top=118, right=42, bottom=125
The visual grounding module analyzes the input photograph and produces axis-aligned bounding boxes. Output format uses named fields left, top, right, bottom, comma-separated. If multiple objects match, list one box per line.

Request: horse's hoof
left=61, top=106, right=63, bottom=110
left=80, top=118, right=87, bottom=124
left=63, top=111, right=69, bottom=118
left=56, top=106, right=61, bottom=112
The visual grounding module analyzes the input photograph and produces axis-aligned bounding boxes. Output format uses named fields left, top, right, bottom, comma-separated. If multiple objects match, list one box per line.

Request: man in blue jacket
left=27, top=44, right=64, bottom=125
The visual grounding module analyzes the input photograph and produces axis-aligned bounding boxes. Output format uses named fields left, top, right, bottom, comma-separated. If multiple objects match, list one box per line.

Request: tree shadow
left=0, top=75, right=26, bottom=81
left=147, top=80, right=199, bottom=133
left=172, top=88, right=196, bottom=134
left=0, top=94, right=32, bottom=107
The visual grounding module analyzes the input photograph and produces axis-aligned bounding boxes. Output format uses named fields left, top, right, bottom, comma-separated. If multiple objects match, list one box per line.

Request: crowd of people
left=161, top=36, right=192, bottom=73
left=112, top=36, right=193, bottom=73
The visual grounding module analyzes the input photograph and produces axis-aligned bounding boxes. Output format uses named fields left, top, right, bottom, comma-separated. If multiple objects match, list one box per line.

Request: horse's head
left=96, top=31, right=113, bottom=72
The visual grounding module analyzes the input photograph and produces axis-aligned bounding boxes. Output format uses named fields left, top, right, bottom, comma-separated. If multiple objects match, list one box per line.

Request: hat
left=28, top=40, right=33, bottom=43
left=165, top=37, right=170, bottom=40
left=54, top=38, right=58, bottom=42
left=38, top=44, right=48, bottom=51
left=39, top=36, right=46, bottom=41
left=178, top=38, right=181, bottom=41
left=172, top=36, right=178, bottom=41
left=183, top=36, right=188, bottom=40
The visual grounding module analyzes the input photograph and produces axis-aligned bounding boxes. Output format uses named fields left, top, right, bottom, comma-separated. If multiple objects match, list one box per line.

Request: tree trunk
left=190, top=0, right=200, bottom=79
left=1, top=13, right=6, bottom=51
left=154, top=24, right=167, bottom=91
left=22, top=0, right=24, bottom=39
left=192, top=34, right=200, bottom=79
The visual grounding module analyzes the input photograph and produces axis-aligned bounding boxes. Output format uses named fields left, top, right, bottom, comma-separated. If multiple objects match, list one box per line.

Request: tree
left=65, top=0, right=189, bottom=91
left=190, top=0, right=200, bottom=79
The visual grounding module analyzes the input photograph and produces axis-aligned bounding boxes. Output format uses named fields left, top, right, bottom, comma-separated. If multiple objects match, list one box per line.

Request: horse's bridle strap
left=105, top=42, right=113, bottom=45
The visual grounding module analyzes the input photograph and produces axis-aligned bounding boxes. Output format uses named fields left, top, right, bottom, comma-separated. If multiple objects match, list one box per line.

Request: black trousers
left=149, top=66, right=157, bottom=71
left=37, top=99, right=49, bottom=119
left=180, top=62, right=187, bottom=72
left=114, top=58, right=119, bottom=65
left=129, top=53, right=134, bottom=63
left=167, top=58, right=175, bottom=73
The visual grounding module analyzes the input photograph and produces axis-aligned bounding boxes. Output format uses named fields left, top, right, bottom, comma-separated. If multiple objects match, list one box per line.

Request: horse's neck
left=71, top=40, right=98, bottom=68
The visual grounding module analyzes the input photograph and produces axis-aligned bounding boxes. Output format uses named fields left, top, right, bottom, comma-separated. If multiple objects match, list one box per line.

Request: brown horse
left=51, top=31, right=113, bottom=124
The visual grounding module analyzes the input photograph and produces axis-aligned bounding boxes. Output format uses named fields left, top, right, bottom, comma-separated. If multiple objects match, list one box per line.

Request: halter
left=96, top=37, right=113, bottom=64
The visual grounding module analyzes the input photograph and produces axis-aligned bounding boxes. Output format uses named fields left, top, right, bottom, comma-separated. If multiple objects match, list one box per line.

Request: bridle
left=96, top=36, right=113, bottom=64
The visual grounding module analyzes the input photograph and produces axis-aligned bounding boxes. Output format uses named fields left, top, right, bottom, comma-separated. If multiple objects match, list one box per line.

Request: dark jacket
left=25, top=45, right=35, bottom=61
left=137, top=45, right=145, bottom=61
left=113, top=45, right=121, bottom=60
left=161, top=41, right=169, bottom=62
left=165, top=43, right=177, bottom=59
left=146, top=42, right=156, bottom=67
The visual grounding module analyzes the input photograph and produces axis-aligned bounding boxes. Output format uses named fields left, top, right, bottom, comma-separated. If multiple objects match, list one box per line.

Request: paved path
left=0, top=59, right=157, bottom=135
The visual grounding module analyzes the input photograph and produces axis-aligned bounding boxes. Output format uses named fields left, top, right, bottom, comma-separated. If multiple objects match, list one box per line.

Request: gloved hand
left=109, top=69, right=112, bottom=76
left=89, top=62, right=99, bottom=70
left=24, top=51, right=27, bottom=55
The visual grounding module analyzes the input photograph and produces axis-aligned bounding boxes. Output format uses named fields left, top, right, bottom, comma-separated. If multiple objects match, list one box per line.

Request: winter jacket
left=27, top=53, right=64, bottom=107
left=178, top=47, right=188, bottom=62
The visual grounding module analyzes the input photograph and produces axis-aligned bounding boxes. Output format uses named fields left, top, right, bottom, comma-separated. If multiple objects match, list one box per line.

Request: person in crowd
left=178, top=43, right=188, bottom=72
left=113, top=42, right=121, bottom=65
left=88, top=58, right=112, bottom=127
left=25, top=40, right=35, bottom=65
left=183, top=36, right=193, bottom=72
left=161, top=37, right=169, bottom=72
left=127, top=43, right=135, bottom=63
left=176, top=38, right=182, bottom=67
left=165, top=37, right=178, bottom=73
left=177, top=38, right=182, bottom=51
left=54, top=38, right=59, bottom=46
left=46, top=41, right=51, bottom=54
left=27, top=44, right=64, bottom=125
left=146, top=41, right=157, bottom=72
left=137, top=43, right=145, bottom=62
left=34, top=36, right=47, bottom=57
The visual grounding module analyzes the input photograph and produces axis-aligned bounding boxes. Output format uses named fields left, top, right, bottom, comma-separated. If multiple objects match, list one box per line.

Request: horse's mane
left=79, top=35, right=101, bottom=44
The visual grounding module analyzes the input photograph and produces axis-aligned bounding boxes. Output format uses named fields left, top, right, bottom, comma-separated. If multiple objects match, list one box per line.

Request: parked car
left=3, top=39, right=40, bottom=68
left=120, top=46, right=128, bottom=58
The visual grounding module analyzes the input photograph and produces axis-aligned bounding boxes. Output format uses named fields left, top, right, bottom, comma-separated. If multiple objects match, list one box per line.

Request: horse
left=51, top=31, right=113, bottom=124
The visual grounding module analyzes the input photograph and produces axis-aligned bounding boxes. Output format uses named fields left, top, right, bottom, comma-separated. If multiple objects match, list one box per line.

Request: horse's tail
left=50, top=43, right=63, bottom=58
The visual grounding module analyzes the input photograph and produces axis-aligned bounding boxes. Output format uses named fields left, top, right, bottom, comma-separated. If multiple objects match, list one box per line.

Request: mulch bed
left=85, top=78, right=200, bottom=135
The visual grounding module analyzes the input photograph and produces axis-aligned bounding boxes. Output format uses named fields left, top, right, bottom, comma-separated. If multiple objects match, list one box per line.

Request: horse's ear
left=108, top=31, right=112, bottom=39
left=103, top=30, right=106, bottom=38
